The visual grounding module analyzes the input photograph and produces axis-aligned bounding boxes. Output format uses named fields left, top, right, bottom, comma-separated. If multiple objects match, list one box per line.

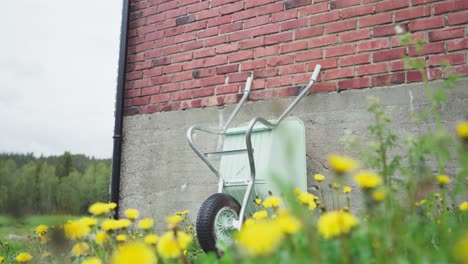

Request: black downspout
left=111, top=0, right=130, bottom=219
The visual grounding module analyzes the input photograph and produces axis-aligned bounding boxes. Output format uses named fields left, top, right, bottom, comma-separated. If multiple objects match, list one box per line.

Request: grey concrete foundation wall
left=119, top=79, right=468, bottom=228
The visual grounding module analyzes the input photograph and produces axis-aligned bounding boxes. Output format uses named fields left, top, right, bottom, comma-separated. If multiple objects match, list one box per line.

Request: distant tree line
left=0, top=152, right=111, bottom=215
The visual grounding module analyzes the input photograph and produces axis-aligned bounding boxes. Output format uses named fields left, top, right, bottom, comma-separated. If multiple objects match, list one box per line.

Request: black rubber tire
left=196, top=193, right=241, bottom=253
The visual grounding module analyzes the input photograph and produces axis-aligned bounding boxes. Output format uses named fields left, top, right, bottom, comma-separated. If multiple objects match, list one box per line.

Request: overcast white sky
left=0, top=1, right=123, bottom=158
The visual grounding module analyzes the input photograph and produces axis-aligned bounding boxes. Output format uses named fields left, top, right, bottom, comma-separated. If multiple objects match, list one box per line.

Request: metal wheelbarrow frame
left=187, top=64, right=321, bottom=253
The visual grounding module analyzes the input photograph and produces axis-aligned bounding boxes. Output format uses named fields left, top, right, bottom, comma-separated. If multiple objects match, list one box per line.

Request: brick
left=150, top=93, right=170, bottom=103
left=258, top=2, right=284, bottom=16
left=245, top=16, right=270, bottom=29
left=171, top=90, right=192, bottom=101
left=185, top=21, right=207, bottom=32
left=448, top=11, right=468, bottom=25
left=174, top=32, right=196, bottom=43
left=172, top=71, right=193, bottom=82
left=151, top=76, right=171, bottom=86
left=326, top=44, right=355, bottom=58
left=220, top=22, right=243, bottom=34
left=201, top=76, right=225, bottom=87
left=265, top=32, right=293, bottom=45
left=281, top=18, right=308, bottom=31
left=241, top=60, right=266, bottom=71
left=204, top=35, right=227, bottom=47
left=447, top=38, right=468, bottom=51
left=197, top=27, right=219, bottom=39
left=162, top=64, right=182, bottom=74
left=309, top=35, right=337, bottom=48
left=176, top=15, right=195, bottom=26
left=374, top=24, right=406, bottom=37
left=390, top=32, right=426, bottom=47
left=311, top=82, right=337, bottom=93
left=132, top=79, right=151, bottom=88
left=326, top=68, right=354, bottom=80
left=216, top=84, right=239, bottom=95
left=395, top=6, right=431, bottom=21
left=252, top=24, right=280, bottom=37
left=434, top=0, right=468, bottom=15
left=357, top=63, right=388, bottom=76
left=224, top=94, right=241, bottom=104
left=307, top=58, right=338, bottom=70
left=208, top=15, right=233, bottom=27
left=412, top=0, right=438, bottom=5
left=429, top=27, right=465, bottom=42
left=278, top=86, right=300, bottom=97
left=375, top=0, right=409, bottom=12
left=232, top=8, right=257, bottom=21
left=372, top=73, right=405, bottom=87
left=205, top=56, right=228, bottom=67
left=126, top=89, right=141, bottom=98
left=295, top=50, right=322, bottom=62
left=216, top=43, right=239, bottom=54
left=326, top=20, right=356, bottom=33
left=182, top=40, right=204, bottom=52
left=409, top=16, right=444, bottom=32
left=187, top=1, right=210, bottom=13
left=278, top=64, right=307, bottom=75
left=342, top=5, right=374, bottom=19
left=295, top=27, right=324, bottom=39
left=340, top=54, right=370, bottom=67
left=255, top=46, right=280, bottom=57
left=180, top=80, right=201, bottom=90
left=310, top=11, right=340, bottom=24
left=254, top=68, right=278, bottom=78
left=127, top=72, right=143, bottom=81
left=338, top=77, right=370, bottom=90
left=239, top=38, right=265, bottom=49
left=250, top=90, right=277, bottom=101
left=340, top=29, right=370, bottom=43
left=183, top=59, right=205, bottom=70
left=281, top=41, right=308, bottom=54
left=453, top=65, right=468, bottom=76
left=271, top=9, right=298, bottom=23
left=406, top=69, right=442, bottom=82
left=360, top=13, right=393, bottom=27
left=429, top=53, right=465, bottom=66
left=285, top=0, right=312, bottom=10
left=373, top=48, right=406, bottom=62
left=216, top=64, right=239, bottom=75
left=391, top=58, right=425, bottom=71
left=229, top=51, right=254, bottom=62
left=220, top=2, right=245, bottom=15
left=245, top=0, right=271, bottom=8
left=251, top=79, right=266, bottom=90
left=160, top=83, right=180, bottom=93
left=211, top=0, right=237, bottom=7
left=197, top=68, right=216, bottom=78
left=228, top=30, right=252, bottom=42
left=193, top=48, right=216, bottom=59
left=331, top=0, right=360, bottom=9
left=268, top=76, right=294, bottom=87
left=267, top=55, right=295, bottom=66
left=228, top=72, right=251, bottom=83
left=196, top=9, right=220, bottom=20
left=141, top=86, right=159, bottom=96
left=298, top=3, right=329, bottom=16
left=409, top=42, right=444, bottom=56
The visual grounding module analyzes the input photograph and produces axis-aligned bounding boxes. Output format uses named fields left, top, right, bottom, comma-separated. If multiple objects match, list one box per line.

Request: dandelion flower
left=64, top=220, right=91, bottom=240
left=255, top=197, right=262, bottom=205
left=15, top=253, right=33, bottom=263
left=101, top=219, right=118, bottom=231
left=0, top=256, right=4, bottom=263
left=437, top=174, right=451, bottom=185
left=72, top=242, right=89, bottom=256
left=354, top=171, right=382, bottom=189
left=453, top=233, right=468, bottom=264
left=144, top=234, right=159, bottom=245
left=294, top=188, right=302, bottom=195
left=157, top=231, right=192, bottom=259
left=116, top=234, right=127, bottom=242
left=41, top=251, right=51, bottom=258
left=314, top=174, right=325, bottom=182
left=108, top=202, right=117, bottom=210
left=138, top=218, right=154, bottom=230
left=456, top=121, right=468, bottom=139
left=80, top=217, right=98, bottom=227
left=274, top=210, right=302, bottom=234
left=89, top=202, right=112, bottom=216
left=182, top=210, right=189, bottom=215
left=95, top=231, right=109, bottom=244
left=236, top=219, right=283, bottom=256
left=111, top=242, right=156, bottom=264
left=328, top=154, right=359, bottom=174
left=125, top=209, right=139, bottom=220
left=343, top=186, right=352, bottom=194
left=116, top=219, right=132, bottom=229
left=166, top=215, right=184, bottom=229
left=252, top=210, right=268, bottom=220
left=298, top=192, right=315, bottom=205
left=35, top=225, right=48, bottom=236
left=460, top=202, right=468, bottom=211
left=372, top=190, right=386, bottom=202
left=262, top=196, right=282, bottom=208
left=82, top=257, right=102, bottom=264
left=317, top=211, right=359, bottom=239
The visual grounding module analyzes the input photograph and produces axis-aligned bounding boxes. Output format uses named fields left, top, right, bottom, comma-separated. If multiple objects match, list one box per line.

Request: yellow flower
left=255, top=197, right=262, bottom=205
left=116, top=219, right=132, bottom=229
left=372, top=190, right=386, bottom=202
left=111, top=242, right=156, bottom=264
left=298, top=192, right=314, bottom=205
left=42, top=251, right=51, bottom=258
left=35, top=225, right=48, bottom=236
left=125, top=209, right=139, bottom=220
left=157, top=231, right=192, bottom=259
left=453, top=233, right=468, bottom=264
left=15, top=253, right=33, bottom=262
left=274, top=210, right=302, bottom=234
left=144, top=234, right=159, bottom=245
left=252, top=210, right=268, bottom=220
left=456, top=121, right=468, bottom=139
left=166, top=215, right=183, bottom=229
left=82, top=257, right=103, bottom=264
left=101, top=219, right=118, bottom=231
left=460, top=202, right=468, bottom=211
left=328, top=154, right=359, bottom=174
left=236, top=219, right=283, bottom=256
left=80, top=217, right=98, bottom=227
left=182, top=210, right=189, bottom=215
left=437, top=174, right=451, bottom=185
left=354, top=171, right=382, bottom=189
left=88, top=202, right=112, bottom=216
left=262, top=196, right=282, bottom=208
left=108, top=202, right=117, bottom=210
left=343, top=186, right=352, bottom=194
left=317, top=211, right=359, bottom=239
left=64, top=220, right=91, bottom=240
left=0, top=256, right=4, bottom=263
left=95, top=231, right=109, bottom=244
left=314, top=174, right=325, bottom=182
left=294, top=188, right=302, bottom=195
left=72, top=242, right=89, bottom=256
left=138, top=218, right=154, bottom=230
left=116, top=234, right=127, bottom=242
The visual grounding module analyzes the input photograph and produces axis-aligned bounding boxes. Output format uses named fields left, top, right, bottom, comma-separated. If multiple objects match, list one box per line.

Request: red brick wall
left=124, top=0, right=468, bottom=115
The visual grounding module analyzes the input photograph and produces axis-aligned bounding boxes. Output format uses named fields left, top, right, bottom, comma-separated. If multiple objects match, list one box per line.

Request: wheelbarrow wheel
left=196, top=193, right=241, bottom=253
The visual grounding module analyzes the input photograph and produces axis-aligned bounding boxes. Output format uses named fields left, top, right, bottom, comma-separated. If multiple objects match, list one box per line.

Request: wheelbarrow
left=187, top=64, right=322, bottom=253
